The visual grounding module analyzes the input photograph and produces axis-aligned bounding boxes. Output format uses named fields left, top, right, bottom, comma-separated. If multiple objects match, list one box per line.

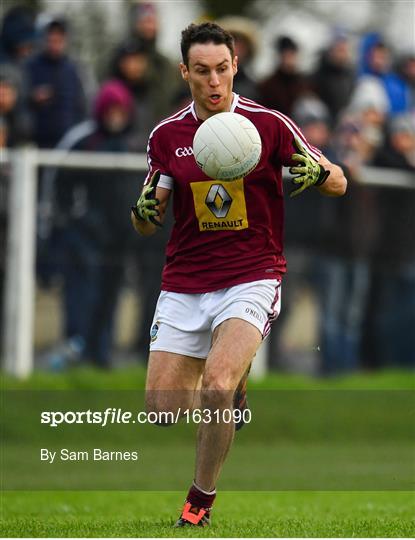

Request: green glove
left=131, top=170, right=162, bottom=227
left=289, top=138, right=330, bottom=197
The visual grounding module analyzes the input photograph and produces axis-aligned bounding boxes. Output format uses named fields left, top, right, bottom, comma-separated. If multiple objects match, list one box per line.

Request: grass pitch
left=2, top=491, right=414, bottom=537
left=1, top=367, right=414, bottom=537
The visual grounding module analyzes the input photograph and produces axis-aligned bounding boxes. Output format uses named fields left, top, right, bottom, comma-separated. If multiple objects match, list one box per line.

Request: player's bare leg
left=233, top=361, right=252, bottom=430
left=195, top=318, right=262, bottom=490
left=174, top=318, right=262, bottom=527
left=145, top=351, right=204, bottom=422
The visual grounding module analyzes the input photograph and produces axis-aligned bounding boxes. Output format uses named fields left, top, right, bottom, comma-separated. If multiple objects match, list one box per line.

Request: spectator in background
left=126, top=1, right=182, bottom=119
left=374, top=113, right=415, bottom=170
left=356, top=33, right=409, bottom=115
left=271, top=96, right=332, bottom=372
left=347, top=78, right=389, bottom=169
left=257, top=35, right=309, bottom=115
left=290, top=97, right=375, bottom=374
left=0, top=5, right=36, bottom=65
left=0, top=64, right=32, bottom=147
left=24, top=17, right=86, bottom=148
left=278, top=97, right=370, bottom=375
left=47, top=80, right=139, bottom=369
left=111, top=41, right=157, bottom=149
left=395, top=53, right=415, bottom=111
left=217, top=16, right=259, bottom=101
left=110, top=40, right=174, bottom=360
left=311, top=30, right=356, bottom=124
left=366, top=115, right=415, bottom=368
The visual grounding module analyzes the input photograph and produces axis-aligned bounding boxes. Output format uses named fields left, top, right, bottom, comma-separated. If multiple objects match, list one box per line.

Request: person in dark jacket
left=125, top=1, right=182, bottom=119
left=366, top=114, right=415, bottom=368
left=0, top=5, right=36, bottom=64
left=24, top=17, right=86, bottom=148
left=311, top=32, right=356, bottom=124
left=111, top=41, right=157, bottom=148
left=257, top=36, right=310, bottom=115
left=47, top=80, right=138, bottom=368
left=279, top=97, right=373, bottom=375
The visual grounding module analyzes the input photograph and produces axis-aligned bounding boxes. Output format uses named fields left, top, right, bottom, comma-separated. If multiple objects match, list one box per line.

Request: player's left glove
left=289, top=138, right=330, bottom=197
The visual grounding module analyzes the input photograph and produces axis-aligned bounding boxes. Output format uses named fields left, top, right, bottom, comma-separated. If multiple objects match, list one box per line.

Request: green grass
left=1, top=491, right=414, bottom=537
left=1, top=368, right=414, bottom=536
left=2, top=365, right=414, bottom=390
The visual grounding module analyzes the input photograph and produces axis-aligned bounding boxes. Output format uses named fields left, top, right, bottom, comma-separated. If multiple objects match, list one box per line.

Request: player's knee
left=200, top=374, right=233, bottom=409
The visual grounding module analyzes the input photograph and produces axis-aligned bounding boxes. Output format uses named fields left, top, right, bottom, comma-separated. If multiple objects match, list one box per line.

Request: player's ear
left=233, top=55, right=238, bottom=75
left=179, top=62, right=189, bottom=82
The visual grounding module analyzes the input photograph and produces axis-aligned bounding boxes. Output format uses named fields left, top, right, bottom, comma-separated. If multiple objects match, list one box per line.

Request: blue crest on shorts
left=150, top=322, right=159, bottom=342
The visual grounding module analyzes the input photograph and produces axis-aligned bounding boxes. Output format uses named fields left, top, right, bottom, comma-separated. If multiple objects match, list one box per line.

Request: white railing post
left=3, top=148, right=37, bottom=378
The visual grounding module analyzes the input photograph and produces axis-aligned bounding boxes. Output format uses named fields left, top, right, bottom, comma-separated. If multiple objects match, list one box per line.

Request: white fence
left=1, top=147, right=414, bottom=378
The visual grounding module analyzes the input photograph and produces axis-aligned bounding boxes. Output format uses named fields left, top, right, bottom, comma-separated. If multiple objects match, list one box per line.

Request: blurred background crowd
left=1, top=0, right=414, bottom=375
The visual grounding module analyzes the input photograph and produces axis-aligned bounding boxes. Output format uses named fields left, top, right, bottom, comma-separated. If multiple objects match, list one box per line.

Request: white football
left=193, top=112, right=262, bottom=181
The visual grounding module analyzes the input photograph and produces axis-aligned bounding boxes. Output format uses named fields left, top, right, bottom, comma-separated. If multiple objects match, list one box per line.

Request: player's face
left=180, top=42, right=237, bottom=120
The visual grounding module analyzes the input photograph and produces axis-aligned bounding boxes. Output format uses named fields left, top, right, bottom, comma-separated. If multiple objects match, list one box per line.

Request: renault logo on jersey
left=205, top=184, right=232, bottom=218
left=190, top=179, right=249, bottom=232
left=175, top=146, right=194, bottom=157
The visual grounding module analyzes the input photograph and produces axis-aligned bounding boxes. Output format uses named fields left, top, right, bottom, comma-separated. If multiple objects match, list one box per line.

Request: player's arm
left=289, top=138, right=347, bottom=198
left=131, top=170, right=172, bottom=236
left=315, top=154, right=347, bottom=197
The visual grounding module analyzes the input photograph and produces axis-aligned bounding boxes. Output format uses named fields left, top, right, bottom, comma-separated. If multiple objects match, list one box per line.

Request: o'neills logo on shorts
left=190, top=179, right=248, bottom=232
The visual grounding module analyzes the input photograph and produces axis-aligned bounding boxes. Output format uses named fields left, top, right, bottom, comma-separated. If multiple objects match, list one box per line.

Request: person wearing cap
left=24, top=16, right=87, bottom=148
left=216, top=16, right=259, bottom=100
left=257, top=35, right=310, bottom=116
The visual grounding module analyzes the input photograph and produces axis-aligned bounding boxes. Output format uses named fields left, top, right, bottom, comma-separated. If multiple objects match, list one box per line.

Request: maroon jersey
left=144, top=94, right=322, bottom=293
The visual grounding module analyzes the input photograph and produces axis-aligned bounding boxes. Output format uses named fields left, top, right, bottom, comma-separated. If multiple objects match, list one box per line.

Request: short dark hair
left=180, top=22, right=234, bottom=66
left=276, top=36, right=298, bottom=53
left=46, top=17, right=68, bottom=34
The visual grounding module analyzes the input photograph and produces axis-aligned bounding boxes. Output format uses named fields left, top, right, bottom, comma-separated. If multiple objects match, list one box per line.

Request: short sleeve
left=275, top=112, right=322, bottom=167
left=144, top=128, right=174, bottom=190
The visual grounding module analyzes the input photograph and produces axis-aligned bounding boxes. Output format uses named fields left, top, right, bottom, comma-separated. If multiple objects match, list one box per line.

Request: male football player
left=131, top=22, right=347, bottom=527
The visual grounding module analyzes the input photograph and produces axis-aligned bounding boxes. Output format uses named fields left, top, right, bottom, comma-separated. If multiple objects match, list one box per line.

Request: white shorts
left=149, top=279, right=281, bottom=359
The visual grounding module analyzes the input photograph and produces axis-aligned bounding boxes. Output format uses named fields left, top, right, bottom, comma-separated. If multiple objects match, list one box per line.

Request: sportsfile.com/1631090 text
left=40, top=407, right=252, bottom=427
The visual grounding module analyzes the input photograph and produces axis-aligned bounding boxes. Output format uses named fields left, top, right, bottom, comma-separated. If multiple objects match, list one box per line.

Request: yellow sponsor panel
left=190, top=178, right=249, bottom=232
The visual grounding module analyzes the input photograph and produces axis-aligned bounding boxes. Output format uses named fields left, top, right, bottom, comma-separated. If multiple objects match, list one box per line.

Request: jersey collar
left=190, top=93, right=240, bottom=121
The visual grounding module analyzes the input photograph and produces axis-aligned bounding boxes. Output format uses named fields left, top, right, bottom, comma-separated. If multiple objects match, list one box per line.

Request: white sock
left=193, top=480, right=216, bottom=496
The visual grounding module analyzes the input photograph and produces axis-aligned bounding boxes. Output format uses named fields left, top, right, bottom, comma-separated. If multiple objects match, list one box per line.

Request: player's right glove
left=131, top=170, right=162, bottom=227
